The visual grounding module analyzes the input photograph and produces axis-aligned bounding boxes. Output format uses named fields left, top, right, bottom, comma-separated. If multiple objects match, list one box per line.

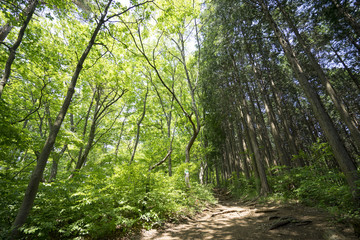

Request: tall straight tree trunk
left=258, top=0, right=360, bottom=204
left=238, top=91, right=271, bottom=195
left=235, top=121, right=251, bottom=180
left=278, top=2, right=360, bottom=150
left=0, top=0, right=38, bottom=98
left=215, top=158, right=221, bottom=186
left=294, top=93, right=320, bottom=142
left=240, top=113, right=261, bottom=191
left=249, top=83, right=275, bottom=167
left=330, top=0, right=360, bottom=37
left=10, top=2, right=113, bottom=236
left=329, top=44, right=360, bottom=91
left=269, top=78, right=299, bottom=159
left=244, top=45, right=291, bottom=167
left=238, top=134, right=251, bottom=180
left=263, top=92, right=291, bottom=167
left=256, top=36, right=300, bottom=160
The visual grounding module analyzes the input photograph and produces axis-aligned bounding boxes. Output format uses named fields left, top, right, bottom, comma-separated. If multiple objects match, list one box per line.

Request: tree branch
left=149, top=150, right=172, bottom=171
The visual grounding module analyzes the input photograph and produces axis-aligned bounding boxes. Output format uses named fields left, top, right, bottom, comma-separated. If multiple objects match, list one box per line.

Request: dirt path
left=136, top=198, right=358, bottom=240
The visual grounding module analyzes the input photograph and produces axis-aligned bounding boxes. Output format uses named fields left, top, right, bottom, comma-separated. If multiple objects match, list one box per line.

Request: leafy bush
left=227, top=173, right=258, bottom=199
left=1, top=161, right=215, bottom=239
left=268, top=140, right=354, bottom=212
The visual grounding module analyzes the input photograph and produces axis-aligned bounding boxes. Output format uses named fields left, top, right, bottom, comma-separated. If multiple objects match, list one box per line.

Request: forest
left=0, top=0, right=359, bottom=239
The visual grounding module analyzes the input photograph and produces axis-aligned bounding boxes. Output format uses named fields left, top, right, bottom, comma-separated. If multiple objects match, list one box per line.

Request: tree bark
left=0, top=23, right=12, bottom=42
left=0, top=0, right=38, bottom=98
left=178, top=32, right=201, bottom=163
left=130, top=87, right=148, bottom=165
left=238, top=89, right=271, bottom=195
left=241, top=137, right=251, bottom=180
left=0, top=0, right=39, bottom=42
left=329, top=44, right=360, bottom=91
left=278, top=2, right=360, bottom=151
left=48, top=145, right=67, bottom=182
left=269, top=78, right=300, bottom=160
left=259, top=0, right=360, bottom=204
left=10, top=1, right=112, bottom=236
left=115, top=116, right=127, bottom=157
left=330, top=0, right=360, bottom=37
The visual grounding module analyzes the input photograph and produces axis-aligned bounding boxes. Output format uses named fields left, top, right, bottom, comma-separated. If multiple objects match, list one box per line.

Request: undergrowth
left=0, top=162, right=215, bottom=239
left=225, top=141, right=359, bottom=224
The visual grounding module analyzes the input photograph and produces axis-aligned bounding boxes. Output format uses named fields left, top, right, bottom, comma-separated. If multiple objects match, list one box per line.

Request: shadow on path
left=136, top=200, right=357, bottom=240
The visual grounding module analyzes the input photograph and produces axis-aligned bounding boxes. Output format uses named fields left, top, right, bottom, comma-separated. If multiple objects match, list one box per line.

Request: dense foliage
left=200, top=0, right=359, bottom=222
left=0, top=0, right=359, bottom=239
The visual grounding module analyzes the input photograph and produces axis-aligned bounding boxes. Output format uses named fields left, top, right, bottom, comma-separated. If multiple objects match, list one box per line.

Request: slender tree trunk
left=278, top=2, right=360, bottom=150
left=249, top=83, right=275, bottom=167
left=269, top=79, right=299, bottom=159
left=330, top=0, right=360, bottom=37
left=263, top=92, right=291, bottom=167
left=259, top=0, right=360, bottom=204
left=348, top=34, right=360, bottom=54
left=329, top=44, right=360, bottom=91
left=10, top=2, right=112, bottom=236
left=0, top=0, right=38, bottom=98
left=75, top=113, right=97, bottom=170
left=168, top=114, right=177, bottom=176
left=130, top=87, right=148, bottom=165
left=48, top=145, right=67, bottom=182
left=177, top=32, right=201, bottom=163
left=215, top=158, right=220, bottom=186
left=240, top=137, right=251, bottom=180
left=0, top=23, right=12, bottom=42
left=238, top=91, right=271, bottom=195
left=237, top=104, right=261, bottom=189
left=294, top=93, right=320, bottom=142
left=115, top=116, right=127, bottom=157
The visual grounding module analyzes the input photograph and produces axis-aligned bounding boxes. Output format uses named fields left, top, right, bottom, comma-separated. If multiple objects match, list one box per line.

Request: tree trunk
left=130, top=87, right=148, bottom=165
left=75, top=113, right=97, bottom=170
left=278, top=2, right=360, bottom=151
left=269, top=78, right=300, bottom=160
left=0, top=0, right=38, bottom=98
left=259, top=0, right=360, bottom=204
left=238, top=134, right=251, bottom=180
left=237, top=107, right=261, bottom=190
left=329, top=44, right=360, bottom=91
left=10, top=2, right=112, bottom=236
left=330, top=0, right=360, bottom=37
left=48, top=145, right=67, bottom=182
left=263, top=92, right=291, bottom=167
left=238, top=91, right=271, bottom=195
left=115, top=116, right=127, bottom=157
left=249, top=82, right=276, bottom=167
left=215, top=158, right=221, bottom=186
left=0, top=23, right=12, bottom=42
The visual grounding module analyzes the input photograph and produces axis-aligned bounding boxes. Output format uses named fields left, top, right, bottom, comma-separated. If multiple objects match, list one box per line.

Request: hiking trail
left=135, top=190, right=357, bottom=240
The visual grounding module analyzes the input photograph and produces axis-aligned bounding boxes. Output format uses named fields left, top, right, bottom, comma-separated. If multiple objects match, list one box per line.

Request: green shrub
left=2, top=161, right=215, bottom=239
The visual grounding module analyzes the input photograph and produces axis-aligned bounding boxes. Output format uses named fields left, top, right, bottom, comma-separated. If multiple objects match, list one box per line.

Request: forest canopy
left=0, top=0, right=359, bottom=239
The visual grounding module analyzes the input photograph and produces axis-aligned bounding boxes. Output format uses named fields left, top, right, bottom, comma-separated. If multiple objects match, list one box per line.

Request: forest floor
left=132, top=190, right=358, bottom=240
